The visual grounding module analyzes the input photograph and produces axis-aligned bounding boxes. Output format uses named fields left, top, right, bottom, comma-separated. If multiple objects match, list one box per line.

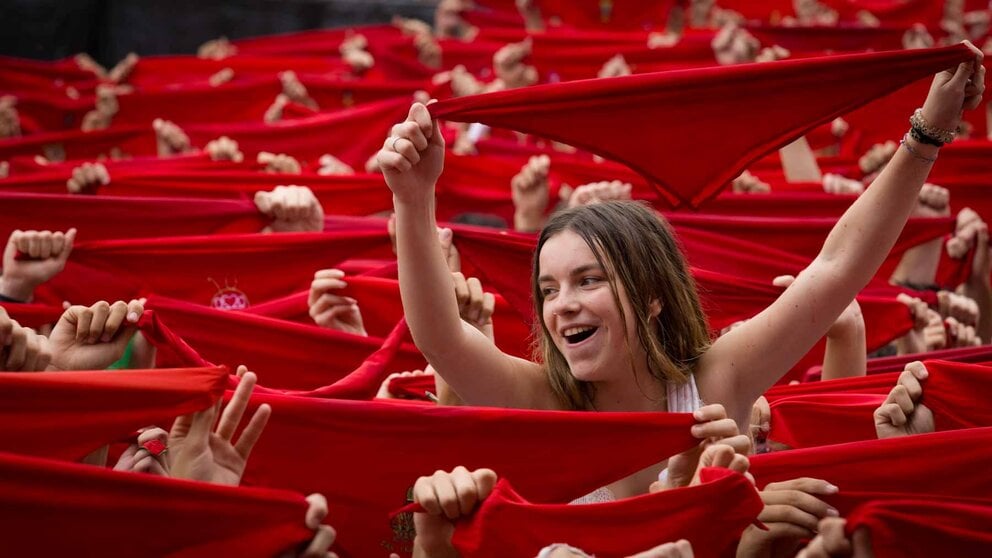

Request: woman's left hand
left=664, top=403, right=752, bottom=489
left=920, top=41, right=984, bottom=132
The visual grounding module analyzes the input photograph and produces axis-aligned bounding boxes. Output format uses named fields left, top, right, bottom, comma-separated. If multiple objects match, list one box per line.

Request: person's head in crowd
left=533, top=200, right=709, bottom=409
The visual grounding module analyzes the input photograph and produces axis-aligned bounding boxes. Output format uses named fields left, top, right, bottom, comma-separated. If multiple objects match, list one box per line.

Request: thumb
left=946, top=60, right=974, bottom=89
left=60, top=228, right=78, bottom=262
left=253, top=190, right=273, bottom=213
left=772, top=275, right=796, bottom=288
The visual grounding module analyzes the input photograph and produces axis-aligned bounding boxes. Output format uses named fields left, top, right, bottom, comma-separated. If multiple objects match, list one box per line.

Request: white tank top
left=570, top=375, right=702, bottom=505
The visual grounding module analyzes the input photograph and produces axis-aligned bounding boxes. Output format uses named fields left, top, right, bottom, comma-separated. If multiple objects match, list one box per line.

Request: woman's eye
left=581, top=276, right=601, bottom=286
left=541, top=287, right=558, bottom=297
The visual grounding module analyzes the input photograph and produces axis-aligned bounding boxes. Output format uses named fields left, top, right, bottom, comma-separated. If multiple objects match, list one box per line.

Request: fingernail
left=690, top=425, right=702, bottom=437
left=825, top=483, right=839, bottom=494
left=127, top=312, right=138, bottom=322
left=693, top=409, right=704, bottom=420
left=826, top=507, right=840, bottom=517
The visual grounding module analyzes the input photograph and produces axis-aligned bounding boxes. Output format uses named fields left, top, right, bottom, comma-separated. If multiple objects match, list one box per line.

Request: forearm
left=821, top=322, right=867, bottom=380
left=394, top=195, right=470, bottom=361
left=779, top=136, right=823, bottom=183
left=818, top=138, right=937, bottom=289
left=0, top=275, right=37, bottom=302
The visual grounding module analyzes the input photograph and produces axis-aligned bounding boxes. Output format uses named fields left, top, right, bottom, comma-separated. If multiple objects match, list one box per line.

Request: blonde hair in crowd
left=531, top=201, right=712, bottom=410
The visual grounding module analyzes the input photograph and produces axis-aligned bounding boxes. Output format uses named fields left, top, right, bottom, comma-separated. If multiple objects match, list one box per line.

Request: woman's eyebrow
left=538, top=263, right=603, bottom=283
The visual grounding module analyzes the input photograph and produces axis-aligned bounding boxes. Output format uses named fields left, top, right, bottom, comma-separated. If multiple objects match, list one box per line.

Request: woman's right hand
left=920, top=41, right=984, bottom=132
left=378, top=102, right=445, bottom=202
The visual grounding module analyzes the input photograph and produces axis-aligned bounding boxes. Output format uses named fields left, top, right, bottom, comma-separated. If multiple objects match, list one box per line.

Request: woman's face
left=538, top=230, right=645, bottom=383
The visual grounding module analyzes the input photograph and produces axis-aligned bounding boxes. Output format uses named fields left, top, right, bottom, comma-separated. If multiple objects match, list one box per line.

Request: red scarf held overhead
left=767, top=360, right=992, bottom=448
left=451, top=468, right=761, bottom=558
left=36, top=230, right=390, bottom=308
left=846, top=498, right=992, bottom=557
left=144, top=295, right=425, bottom=391
left=428, top=45, right=973, bottom=207
left=0, top=366, right=226, bottom=461
left=240, top=392, right=697, bottom=558
left=0, top=451, right=314, bottom=557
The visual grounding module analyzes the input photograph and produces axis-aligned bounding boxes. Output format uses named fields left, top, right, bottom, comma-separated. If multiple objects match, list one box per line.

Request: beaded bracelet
left=909, top=125, right=943, bottom=147
left=900, top=133, right=938, bottom=164
left=910, top=108, right=956, bottom=145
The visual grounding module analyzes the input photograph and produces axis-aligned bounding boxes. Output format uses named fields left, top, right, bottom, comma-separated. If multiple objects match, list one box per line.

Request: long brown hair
left=532, top=201, right=711, bottom=410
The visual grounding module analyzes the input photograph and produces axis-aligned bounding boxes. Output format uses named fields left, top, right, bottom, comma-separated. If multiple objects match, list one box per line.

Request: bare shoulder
left=506, top=356, right=562, bottom=410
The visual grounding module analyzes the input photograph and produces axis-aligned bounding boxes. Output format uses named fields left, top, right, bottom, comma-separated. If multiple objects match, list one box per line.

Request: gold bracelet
left=901, top=133, right=938, bottom=164
left=910, top=108, right=956, bottom=145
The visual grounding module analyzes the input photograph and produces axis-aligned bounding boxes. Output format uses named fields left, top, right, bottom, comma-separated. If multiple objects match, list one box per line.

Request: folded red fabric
left=452, top=467, right=761, bottom=558
left=429, top=45, right=972, bottom=207
left=145, top=295, right=425, bottom=391
left=0, top=366, right=226, bottom=460
left=0, top=450, right=313, bottom=557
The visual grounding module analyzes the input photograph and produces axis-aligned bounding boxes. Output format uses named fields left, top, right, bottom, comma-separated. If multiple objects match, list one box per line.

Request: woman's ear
left=649, top=298, right=663, bottom=319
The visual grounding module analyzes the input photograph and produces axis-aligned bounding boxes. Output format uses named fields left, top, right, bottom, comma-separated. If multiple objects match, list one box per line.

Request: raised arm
left=699, top=45, right=986, bottom=428
left=378, top=103, right=550, bottom=409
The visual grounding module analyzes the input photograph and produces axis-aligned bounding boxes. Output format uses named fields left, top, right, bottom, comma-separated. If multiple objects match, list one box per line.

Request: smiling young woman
left=376, top=43, right=985, bottom=500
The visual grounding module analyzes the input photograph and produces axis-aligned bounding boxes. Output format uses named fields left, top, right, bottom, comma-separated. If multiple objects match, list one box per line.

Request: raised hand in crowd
left=732, top=170, right=771, bottom=194
left=208, top=66, right=235, bottom=87
left=712, top=22, right=760, bottom=65
left=511, top=154, right=551, bottom=232
left=895, top=293, right=947, bottom=355
left=47, top=299, right=152, bottom=371
left=308, top=268, right=367, bottom=336
left=412, top=466, right=497, bottom=558
left=112, top=427, right=171, bottom=477
left=204, top=136, right=244, bottom=162
left=563, top=180, right=633, bottom=209
left=598, top=54, right=632, bottom=78
left=821, top=173, right=864, bottom=195
left=340, top=33, right=375, bottom=74
left=169, top=365, right=271, bottom=486
left=254, top=185, right=325, bottom=233
left=944, top=315, right=981, bottom=347
left=452, top=271, right=496, bottom=336
left=393, top=15, right=433, bottom=37
left=737, top=477, right=839, bottom=558
left=946, top=207, right=985, bottom=259
left=434, top=0, right=478, bottom=40
left=492, top=39, right=538, bottom=89
left=198, top=36, right=237, bottom=59
left=0, top=161, right=8, bottom=179
left=414, top=32, right=442, bottom=69
left=0, top=95, right=22, bottom=138
left=0, top=308, right=52, bottom=372
left=317, top=153, right=355, bottom=176
left=107, top=52, right=139, bottom=83
left=796, top=518, right=873, bottom=558
left=857, top=141, right=897, bottom=182
left=66, top=162, right=110, bottom=193
left=375, top=368, right=435, bottom=399
left=1, top=228, right=76, bottom=302
left=937, top=290, right=979, bottom=328
left=875, top=361, right=934, bottom=439
left=258, top=151, right=303, bottom=174
left=280, top=71, right=318, bottom=110
left=80, top=85, right=119, bottom=131
left=755, top=45, right=791, bottom=63
left=960, top=219, right=992, bottom=342
left=748, top=395, right=795, bottom=454
left=663, top=404, right=752, bottom=490
left=889, top=184, right=951, bottom=289
left=516, top=0, right=544, bottom=32
left=153, top=118, right=193, bottom=157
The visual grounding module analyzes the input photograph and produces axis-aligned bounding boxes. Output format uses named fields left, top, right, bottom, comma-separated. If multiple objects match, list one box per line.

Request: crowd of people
left=1, top=0, right=992, bottom=556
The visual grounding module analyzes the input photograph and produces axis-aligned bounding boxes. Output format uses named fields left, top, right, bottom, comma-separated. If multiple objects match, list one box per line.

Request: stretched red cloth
left=145, top=295, right=425, bottom=391
left=0, top=367, right=226, bottom=460
left=750, top=427, right=992, bottom=510
left=854, top=344, right=992, bottom=376
left=717, top=0, right=945, bottom=24
left=476, top=0, right=676, bottom=30
left=847, top=498, right=992, bottom=557
left=244, top=276, right=532, bottom=359
left=122, top=55, right=350, bottom=88
left=37, top=230, right=389, bottom=307
left=0, top=125, right=154, bottom=162
left=137, top=309, right=214, bottom=369
left=746, top=23, right=906, bottom=53
left=101, top=170, right=394, bottom=216
left=0, top=192, right=263, bottom=243
left=451, top=468, right=761, bottom=557
left=0, top=451, right=314, bottom=557
left=181, top=97, right=411, bottom=167
left=241, top=392, right=697, bottom=557
left=429, top=45, right=973, bottom=207
left=0, top=301, right=63, bottom=328
left=765, top=372, right=899, bottom=402
left=768, top=360, right=992, bottom=448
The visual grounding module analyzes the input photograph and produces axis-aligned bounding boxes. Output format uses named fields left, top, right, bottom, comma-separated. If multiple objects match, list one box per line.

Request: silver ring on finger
left=391, top=137, right=402, bottom=151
